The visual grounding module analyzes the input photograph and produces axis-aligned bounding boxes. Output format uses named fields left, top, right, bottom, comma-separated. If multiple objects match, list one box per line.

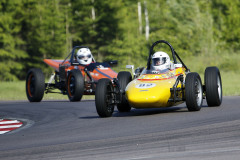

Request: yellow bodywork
left=125, top=67, right=186, bottom=109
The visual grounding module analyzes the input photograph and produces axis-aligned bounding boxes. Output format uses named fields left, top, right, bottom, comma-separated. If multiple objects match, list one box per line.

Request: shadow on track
left=79, top=105, right=199, bottom=119
left=113, top=106, right=186, bottom=117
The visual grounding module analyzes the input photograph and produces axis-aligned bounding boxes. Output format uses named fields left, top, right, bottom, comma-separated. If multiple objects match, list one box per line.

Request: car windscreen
left=85, top=62, right=110, bottom=71
left=141, top=68, right=170, bottom=75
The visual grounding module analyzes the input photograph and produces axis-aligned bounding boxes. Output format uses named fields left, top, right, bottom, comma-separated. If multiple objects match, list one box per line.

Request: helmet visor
left=78, top=54, right=91, bottom=60
left=152, top=57, right=166, bottom=66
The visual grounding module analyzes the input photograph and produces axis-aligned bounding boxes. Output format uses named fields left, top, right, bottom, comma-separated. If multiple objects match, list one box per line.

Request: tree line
left=0, top=0, right=239, bottom=81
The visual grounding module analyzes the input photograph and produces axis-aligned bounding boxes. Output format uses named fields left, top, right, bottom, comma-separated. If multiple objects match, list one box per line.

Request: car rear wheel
left=185, top=72, right=203, bottom=111
left=117, top=71, right=132, bottom=112
left=204, top=67, right=222, bottom=106
left=26, top=68, right=45, bottom=102
left=95, top=78, right=115, bottom=117
left=67, top=69, right=84, bottom=102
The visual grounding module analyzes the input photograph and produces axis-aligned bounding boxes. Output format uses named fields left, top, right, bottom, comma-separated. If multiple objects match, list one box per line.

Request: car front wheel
left=95, top=78, right=115, bottom=117
left=26, top=68, right=45, bottom=102
left=117, top=71, right=132, bottom=112
left=67, top=69, right=84, bottom=102
left=204, top=67, right=222, bottom=106
left=185, top=72, right=203, bottom=111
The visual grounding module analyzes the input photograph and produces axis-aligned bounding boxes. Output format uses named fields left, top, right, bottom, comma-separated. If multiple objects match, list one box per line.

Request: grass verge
left=0, top=81, right=94, bottom=101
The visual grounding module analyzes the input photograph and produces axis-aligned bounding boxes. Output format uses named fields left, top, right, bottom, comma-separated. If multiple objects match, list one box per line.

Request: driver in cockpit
left=151, top=51, right=171, bottom=71
left=76, top=48, right=93, bottom=65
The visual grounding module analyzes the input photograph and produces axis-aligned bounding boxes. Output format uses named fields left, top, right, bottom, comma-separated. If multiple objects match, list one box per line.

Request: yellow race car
left=95, top=40, right=222, bottom=117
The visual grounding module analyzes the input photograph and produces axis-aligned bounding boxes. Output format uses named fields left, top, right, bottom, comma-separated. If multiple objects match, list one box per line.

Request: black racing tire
left=117, top=71, right=132, bottom=112
left=185, top=72, right=203, bottom=111
left=204, top=67, right=222, bottom=107
left=26, top=68, right=45, bottom=102
left=67, top=69, right=84, bottom=102
left=95, top=78, right=115, bottom=117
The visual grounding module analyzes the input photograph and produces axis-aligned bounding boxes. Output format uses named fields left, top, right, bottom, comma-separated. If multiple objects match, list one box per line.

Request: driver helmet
left=151, top=51, right=170, bottom=70
left=76, top=48, right=93, bottom=65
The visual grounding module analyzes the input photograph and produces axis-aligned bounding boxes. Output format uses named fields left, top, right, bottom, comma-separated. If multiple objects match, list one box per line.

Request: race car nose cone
left=125, top=79, right=175, bottom=108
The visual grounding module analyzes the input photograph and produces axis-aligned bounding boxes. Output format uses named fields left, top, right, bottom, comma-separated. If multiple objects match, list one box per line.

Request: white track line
left=0, top=131, right=9, bottom=134
left=0, top=124, right=22, bottom=129
left=0, top=120, right=20, bottom=124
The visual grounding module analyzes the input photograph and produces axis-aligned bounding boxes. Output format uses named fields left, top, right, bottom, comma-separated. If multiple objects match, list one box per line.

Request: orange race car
left=26, top=46, right=118, bottom=102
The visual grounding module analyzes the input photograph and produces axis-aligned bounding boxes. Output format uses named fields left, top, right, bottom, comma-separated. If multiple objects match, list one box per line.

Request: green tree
left=0, top=0, right=240, bottom=81
left=71, top=0, right=124, bottom=62
left=148, top=0, right=215, bottom=57
left=22, top=0, right=66, bottom=74
left=211, top=0, right=240, bottom=51
left=106, top=0, right=149, bottom=69
left=0, top=0, right=27, bottom=81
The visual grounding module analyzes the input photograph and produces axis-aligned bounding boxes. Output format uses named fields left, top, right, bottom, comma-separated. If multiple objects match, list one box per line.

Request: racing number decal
left=136, top=83, right=156, bottom=88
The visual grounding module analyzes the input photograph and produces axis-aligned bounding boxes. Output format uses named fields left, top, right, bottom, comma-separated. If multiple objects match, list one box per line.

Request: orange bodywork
left=44, top=59, right=117, bottom=80
left=44, top=59, right=118, bottom=95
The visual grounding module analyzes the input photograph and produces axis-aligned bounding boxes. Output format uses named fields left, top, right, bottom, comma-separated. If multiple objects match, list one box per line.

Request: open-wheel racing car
left=26, top=46, right=118, bottom=102
left=95, top=40, right=222, bottom=117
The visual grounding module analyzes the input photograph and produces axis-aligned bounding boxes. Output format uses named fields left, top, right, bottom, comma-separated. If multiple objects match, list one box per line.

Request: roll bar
left=146, top=40, right=189, bottom=71
left=61, top=46, right=90, bottom=65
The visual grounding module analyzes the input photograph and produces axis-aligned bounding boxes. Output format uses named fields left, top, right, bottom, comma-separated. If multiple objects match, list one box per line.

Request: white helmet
left=76, top=48, right=93, bottom=65
left=151, top=51, right=170, bottom=70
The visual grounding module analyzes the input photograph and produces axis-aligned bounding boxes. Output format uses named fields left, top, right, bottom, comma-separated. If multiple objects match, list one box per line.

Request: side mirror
left=106, top=60, right=118, bottom=67
left=126, top=65, right=134, bottom=69
left=174, top=63, right=182, bottom=68
left=126, top=65, right=135, bottom=75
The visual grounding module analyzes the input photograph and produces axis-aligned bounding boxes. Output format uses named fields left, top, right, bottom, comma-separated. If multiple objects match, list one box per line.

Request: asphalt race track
left=0, top=96, right=240, bottom=160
